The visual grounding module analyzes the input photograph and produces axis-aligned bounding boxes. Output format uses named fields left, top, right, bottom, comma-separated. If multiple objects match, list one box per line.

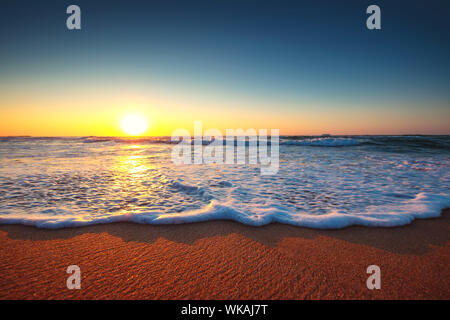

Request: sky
left=0, top=0, right=449, bottom=136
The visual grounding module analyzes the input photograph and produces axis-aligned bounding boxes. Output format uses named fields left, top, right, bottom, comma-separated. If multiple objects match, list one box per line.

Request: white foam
left=0, top=193, right=448, bottom=229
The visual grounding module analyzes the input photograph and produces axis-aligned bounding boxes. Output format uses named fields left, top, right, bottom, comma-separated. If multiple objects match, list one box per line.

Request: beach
left=1, top=0, right=450, bottom=304
left=0, top=208, right=448, bottom=300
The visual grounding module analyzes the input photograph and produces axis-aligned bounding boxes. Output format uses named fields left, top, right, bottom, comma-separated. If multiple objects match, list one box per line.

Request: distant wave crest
left=3, top=135, right=447, bottom=150
left=281, top=137, right=361, bottom=147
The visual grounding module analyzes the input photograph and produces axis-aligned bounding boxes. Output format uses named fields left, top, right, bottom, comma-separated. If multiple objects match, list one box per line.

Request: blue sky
left=1, top=0, right=449, bottom=135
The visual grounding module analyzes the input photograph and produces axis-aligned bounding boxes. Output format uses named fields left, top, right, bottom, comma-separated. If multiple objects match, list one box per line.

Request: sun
left=120, top=114, right=149, bottom=136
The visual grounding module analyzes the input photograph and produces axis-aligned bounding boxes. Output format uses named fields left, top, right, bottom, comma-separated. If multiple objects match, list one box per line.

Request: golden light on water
left=120, top=114, right=149, bottom=136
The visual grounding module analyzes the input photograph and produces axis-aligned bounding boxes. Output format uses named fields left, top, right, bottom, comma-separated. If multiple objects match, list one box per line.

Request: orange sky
left=1, top=75, right=449, bottom=137
left=1, top=86, right=449, bottom=137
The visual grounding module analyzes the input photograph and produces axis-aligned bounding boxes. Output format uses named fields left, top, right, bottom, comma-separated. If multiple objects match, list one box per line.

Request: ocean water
left=0, top=136, right=449, bottom=229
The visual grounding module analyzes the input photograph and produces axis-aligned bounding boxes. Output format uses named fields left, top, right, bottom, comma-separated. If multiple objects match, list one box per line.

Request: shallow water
left=0, top=136, right=449, bottom=228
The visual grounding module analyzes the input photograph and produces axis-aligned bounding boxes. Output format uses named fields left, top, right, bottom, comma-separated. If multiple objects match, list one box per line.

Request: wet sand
left=0, top=209, right=448, bottom=299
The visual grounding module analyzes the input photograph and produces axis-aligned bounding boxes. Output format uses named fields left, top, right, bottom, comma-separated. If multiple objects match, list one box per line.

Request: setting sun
left=120, top=114, right=149, bottom=136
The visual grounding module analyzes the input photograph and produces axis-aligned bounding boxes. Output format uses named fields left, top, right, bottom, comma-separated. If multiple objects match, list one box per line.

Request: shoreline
left=0, top=209, right=448, bottom=299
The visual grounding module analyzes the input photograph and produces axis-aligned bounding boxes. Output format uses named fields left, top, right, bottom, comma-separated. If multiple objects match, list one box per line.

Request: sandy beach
left=0, top=209, right=448, bottom=300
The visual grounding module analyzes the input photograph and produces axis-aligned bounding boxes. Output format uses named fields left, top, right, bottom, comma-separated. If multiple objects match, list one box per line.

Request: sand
left=0, top=209, right=449, bottom=300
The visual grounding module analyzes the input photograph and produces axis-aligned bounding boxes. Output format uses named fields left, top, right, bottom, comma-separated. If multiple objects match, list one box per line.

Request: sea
left=0, top=135, right=449, bottom=229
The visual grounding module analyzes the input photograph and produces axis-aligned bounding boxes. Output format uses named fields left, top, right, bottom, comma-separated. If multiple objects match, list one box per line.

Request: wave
left=69, top=135, right=450, bottom=150
left=280, top=137, right=361, bottom=147
left=2, top=135, right=448, bottom=150
left=80, top=136, right=364, bottom=147
left=0, top=193, right=448, bottom=229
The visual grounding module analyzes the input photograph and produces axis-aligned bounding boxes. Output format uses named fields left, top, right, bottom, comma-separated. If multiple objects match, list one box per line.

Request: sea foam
left=0, top=193, right=448, bottom=229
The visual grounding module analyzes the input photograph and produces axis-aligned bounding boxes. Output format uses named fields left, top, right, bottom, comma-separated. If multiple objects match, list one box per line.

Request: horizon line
left=1, top=134, right=450, bottom=138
